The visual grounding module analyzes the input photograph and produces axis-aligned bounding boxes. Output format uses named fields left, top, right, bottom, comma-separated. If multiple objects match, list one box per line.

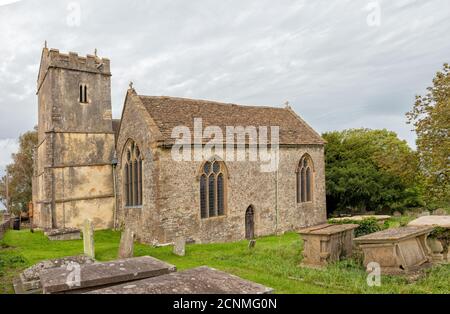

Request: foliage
left=329, top=218, right=386, bottom=237
left=0, top=128, right=37, bottom=214
left=406, top=63, right=450, bottom=207
left=323, top=128, right=422, bottom=213
left=1, top=229, right=449, bottom=294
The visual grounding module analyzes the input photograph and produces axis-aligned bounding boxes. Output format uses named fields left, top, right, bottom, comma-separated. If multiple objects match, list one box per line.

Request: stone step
left=87, top=266, right=273, bottom=294
left=40, top=256, right=176, bottom=294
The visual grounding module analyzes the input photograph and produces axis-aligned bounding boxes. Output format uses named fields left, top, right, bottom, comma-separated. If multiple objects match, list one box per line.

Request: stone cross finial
left=129, top=81, right=134, bottom=89
left=44, top=40, right=47, bottom=49
left=284, top=101, right=291, bottom=108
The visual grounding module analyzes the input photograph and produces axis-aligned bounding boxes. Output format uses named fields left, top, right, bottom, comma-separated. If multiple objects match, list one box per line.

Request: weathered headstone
left=83, top=219, right=95, bottom=259
left=173, top=237, right=185, bottom=256
left=248, top=239, right=256, bottom=249
left=118, top=227, right=135, bottom=259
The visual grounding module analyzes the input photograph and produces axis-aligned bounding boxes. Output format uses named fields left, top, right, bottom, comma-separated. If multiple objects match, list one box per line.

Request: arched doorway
left=245, top=206, right=255, bottom=239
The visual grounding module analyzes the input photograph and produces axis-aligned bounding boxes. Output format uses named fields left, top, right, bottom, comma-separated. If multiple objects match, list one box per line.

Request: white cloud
left=0, top=0, right=449, bottom=148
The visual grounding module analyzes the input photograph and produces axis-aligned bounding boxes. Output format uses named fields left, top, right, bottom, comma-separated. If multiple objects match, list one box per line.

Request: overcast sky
left=0, top=0, right=449, bottom=174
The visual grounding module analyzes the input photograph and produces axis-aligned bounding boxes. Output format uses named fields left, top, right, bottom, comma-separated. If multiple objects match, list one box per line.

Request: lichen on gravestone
left=83, top=219, right=95, bottom=259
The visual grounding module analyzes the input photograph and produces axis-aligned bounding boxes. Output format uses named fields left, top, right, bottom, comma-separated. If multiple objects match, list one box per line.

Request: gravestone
left=118, top=228, right=135, bottom=259
left=248, top=239, right=256, bottom=249
left=173, top=237, right=185, bottom=256
left=83, top=219, right=95, bottom=259
left=87, top=266, right=273, bottom=294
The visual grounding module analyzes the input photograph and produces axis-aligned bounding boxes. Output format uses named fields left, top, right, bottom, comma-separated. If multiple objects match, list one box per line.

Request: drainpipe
left=111, top=155, right=118, bottom=230
left=275, top=162, right=279, bottom=235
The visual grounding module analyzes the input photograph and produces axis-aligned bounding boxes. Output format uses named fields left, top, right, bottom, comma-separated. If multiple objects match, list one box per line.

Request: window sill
left=201, top=215, right=227, bottom=221
left=124, top=206, right=143, bottom=209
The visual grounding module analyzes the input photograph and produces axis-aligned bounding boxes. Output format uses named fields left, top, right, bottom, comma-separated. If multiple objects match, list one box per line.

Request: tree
left=0, top=128, right=38, bottom=214
left=323, top=129, right=422, bottom=214
left=406, top=63, right=450, bottom=207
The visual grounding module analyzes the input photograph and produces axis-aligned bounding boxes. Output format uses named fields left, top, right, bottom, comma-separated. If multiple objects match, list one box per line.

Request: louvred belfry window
left=124, top=140, right=143, bottom=207
left=199, top=159, right=227, bottom=219
left=297, top=154, right=314, bottom=203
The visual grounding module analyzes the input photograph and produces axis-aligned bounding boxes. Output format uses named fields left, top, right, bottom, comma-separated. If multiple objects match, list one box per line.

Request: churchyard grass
left=1, top=226, right=449, bottom=294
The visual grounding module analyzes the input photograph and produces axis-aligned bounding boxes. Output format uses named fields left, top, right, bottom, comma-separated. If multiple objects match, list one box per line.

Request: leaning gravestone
left=173, top=237, right=186, bottom=256
left=83, top=219, right=95, bottom=259
left=118, top=227, right=135, bottom=259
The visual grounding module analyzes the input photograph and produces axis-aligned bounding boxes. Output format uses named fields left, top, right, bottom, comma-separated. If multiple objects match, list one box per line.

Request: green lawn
left=1, top=228, right=449, bottom=294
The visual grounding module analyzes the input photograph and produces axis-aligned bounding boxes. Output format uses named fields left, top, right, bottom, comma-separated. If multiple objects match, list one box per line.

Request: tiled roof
left=138, top=95, right=324, bottom=145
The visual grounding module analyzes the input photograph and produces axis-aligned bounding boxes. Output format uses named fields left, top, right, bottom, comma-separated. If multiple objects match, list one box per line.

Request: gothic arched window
left=200, top=159, right=227, bottom=218
left=124, top=140, right=143, bottom=207
left=297, top=154, right=314, bottom=203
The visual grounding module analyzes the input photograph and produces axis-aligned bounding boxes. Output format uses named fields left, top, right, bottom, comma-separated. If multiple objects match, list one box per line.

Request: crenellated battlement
left=37, top=47, right=111, bottom=91
left=38, top=48, right=111, bottom=88
left=47, top=48, right=110, bottom=73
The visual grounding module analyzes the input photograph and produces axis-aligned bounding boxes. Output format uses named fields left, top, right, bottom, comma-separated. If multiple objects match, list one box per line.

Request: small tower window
left=80, top=84, right=88, bottom=103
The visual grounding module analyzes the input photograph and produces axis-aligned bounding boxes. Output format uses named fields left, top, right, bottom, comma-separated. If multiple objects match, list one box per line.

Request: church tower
left=33, top=47, right=115, bottom=230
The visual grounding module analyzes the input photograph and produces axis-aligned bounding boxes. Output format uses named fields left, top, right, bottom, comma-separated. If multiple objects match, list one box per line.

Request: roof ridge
left=138, top=95, right=287, bottom=111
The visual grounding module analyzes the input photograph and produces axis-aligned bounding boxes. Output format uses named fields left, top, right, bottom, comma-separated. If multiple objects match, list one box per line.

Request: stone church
left=32, top=47, right=327, bottom=244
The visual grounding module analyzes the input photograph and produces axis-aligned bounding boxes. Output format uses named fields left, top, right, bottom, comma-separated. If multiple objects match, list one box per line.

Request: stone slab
left=87, top=266, right=273, bottom=294
left=330, top=215, right=391, bottom=222
left=299, top=223, right=359, bottom=235
left=408, top=216, right=450, bottom=228
left=14, top=255, right=94, bottom=294
left=354, top=226, right=434, bottom=244
left=40, top=256, right=176, bottom=294
left=45, top=228, right=81, bottom=241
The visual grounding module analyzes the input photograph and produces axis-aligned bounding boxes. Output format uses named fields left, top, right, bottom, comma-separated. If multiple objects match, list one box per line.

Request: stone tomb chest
left=298, top=223, right=359, bottom=267
left=354, top=226, right=434, bottom=274
left=408, top=216, right=450, bottom=263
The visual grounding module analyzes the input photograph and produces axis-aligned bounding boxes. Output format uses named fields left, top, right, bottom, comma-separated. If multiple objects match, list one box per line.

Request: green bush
left=329, top=217, right=386, bottom=237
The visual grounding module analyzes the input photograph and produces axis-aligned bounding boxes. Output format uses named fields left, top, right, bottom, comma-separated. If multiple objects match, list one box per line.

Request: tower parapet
left=38, top=48, right=111, bottom=90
